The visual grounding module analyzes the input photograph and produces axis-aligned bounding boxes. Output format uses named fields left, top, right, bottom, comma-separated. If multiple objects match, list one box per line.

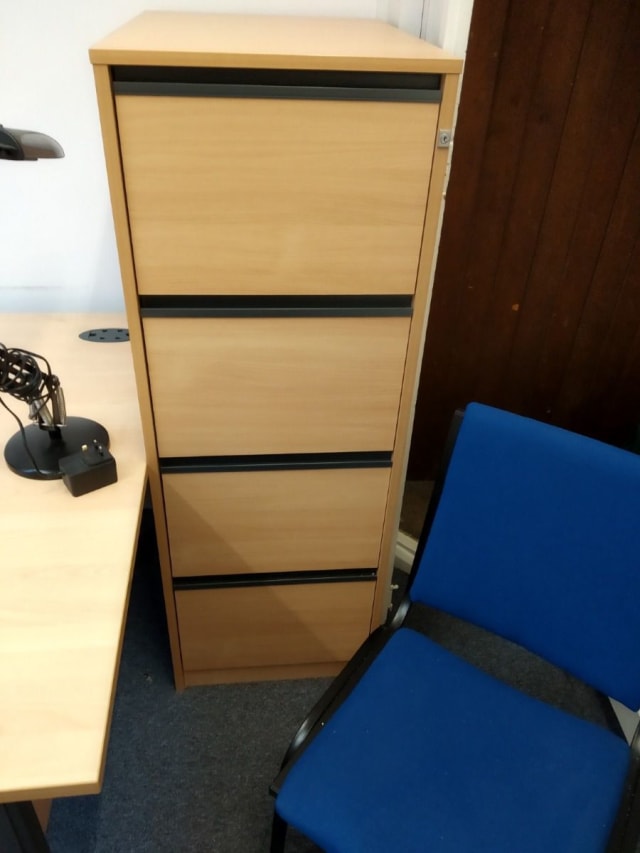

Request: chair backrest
left=409, top=402, right=640, bottom=710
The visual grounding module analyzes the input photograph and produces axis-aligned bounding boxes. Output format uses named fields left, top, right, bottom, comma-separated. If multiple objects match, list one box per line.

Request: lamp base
left=4, top=417, right=110, bottom=480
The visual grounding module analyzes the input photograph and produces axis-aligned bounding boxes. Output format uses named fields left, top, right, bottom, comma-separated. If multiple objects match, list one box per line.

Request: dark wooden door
left=408, top=0, right=640, bottom=478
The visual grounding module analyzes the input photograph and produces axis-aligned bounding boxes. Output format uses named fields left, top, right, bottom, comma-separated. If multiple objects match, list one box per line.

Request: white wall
left=376, top=0, right=425, bottom=35
left=0, top=0, right=469, bottom=313
left=421, top=0, right=473, bottom=55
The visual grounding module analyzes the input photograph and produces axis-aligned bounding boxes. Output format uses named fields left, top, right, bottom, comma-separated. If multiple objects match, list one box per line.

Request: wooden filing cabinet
left=90, top=12, right=462, bottom=688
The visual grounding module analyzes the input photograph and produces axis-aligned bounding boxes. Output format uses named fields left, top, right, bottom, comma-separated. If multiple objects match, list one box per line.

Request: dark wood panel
left=555, top=113, right=640, bottom=440
left=527, top=0, right=640, bottom=428
left=409, top=0, right=640, bottom=478
left=408, top=0, right=510, bottom=460
left=605, top=233, right=640, bottom=445
left=473, top=0, right=593, bottom=404
left=502, top=0, right=633, bottom=418
left=433, top=0, right=553, bottom=402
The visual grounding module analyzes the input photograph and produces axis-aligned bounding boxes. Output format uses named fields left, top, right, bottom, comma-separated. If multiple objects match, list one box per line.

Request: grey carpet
left=47, top=511, right=324, bottom=853
left=47, top=510, right=628, bottom=852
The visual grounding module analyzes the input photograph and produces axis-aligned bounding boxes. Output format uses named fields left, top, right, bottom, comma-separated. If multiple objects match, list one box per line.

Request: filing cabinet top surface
left=89, top=12, right=462, bottom=72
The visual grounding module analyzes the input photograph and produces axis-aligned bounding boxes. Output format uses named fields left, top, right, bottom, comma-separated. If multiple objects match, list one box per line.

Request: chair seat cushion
left=276, top=627, right=630, bottom=853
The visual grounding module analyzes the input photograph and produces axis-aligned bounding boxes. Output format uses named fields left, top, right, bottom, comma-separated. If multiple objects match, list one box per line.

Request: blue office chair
left=270, top=403, right=640, bottom=852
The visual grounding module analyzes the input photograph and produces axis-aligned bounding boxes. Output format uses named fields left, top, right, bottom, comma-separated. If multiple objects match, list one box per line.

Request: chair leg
left=270, top=810, right=288, bottom=853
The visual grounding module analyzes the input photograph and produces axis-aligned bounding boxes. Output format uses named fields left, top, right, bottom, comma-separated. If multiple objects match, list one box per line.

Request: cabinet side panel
left=372, top=71, right=462, bottom=625
left=92, top=64, right=186, bottom=689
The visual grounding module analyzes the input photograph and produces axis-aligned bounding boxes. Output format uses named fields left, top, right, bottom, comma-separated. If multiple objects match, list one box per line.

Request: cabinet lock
left=437, top=129, right=452, bottom=148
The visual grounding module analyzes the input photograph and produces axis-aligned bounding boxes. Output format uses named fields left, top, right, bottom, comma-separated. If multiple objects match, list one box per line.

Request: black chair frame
left=269, top=410, right=640, bottom=853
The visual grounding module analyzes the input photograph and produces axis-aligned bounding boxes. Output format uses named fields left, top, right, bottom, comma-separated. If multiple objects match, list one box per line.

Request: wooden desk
left=0, top=314, right=147, bottom=849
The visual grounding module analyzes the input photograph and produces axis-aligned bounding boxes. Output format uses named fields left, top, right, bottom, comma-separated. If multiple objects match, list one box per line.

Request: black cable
left=0, top=345, right=39, bottom=397
left=0, top=343, right=51, bottom=476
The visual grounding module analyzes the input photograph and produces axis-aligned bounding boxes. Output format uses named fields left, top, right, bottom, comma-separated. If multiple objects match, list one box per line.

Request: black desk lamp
left=0, top=125, right=109, bottom=479
left=0, top=125, right=64, bottom=160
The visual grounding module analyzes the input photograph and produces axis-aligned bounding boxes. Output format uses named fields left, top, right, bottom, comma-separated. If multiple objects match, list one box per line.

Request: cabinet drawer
left=175, top=580, right=375, bottom=672
left=163, top=466, right=391, bottom=577
left=116, top=95, right=437, bottom=296
left=144, top=316, right=410, bottom=457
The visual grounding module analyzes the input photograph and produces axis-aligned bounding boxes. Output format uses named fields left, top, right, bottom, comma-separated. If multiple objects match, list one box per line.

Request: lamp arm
left=28, top=374, right=66, bottom=429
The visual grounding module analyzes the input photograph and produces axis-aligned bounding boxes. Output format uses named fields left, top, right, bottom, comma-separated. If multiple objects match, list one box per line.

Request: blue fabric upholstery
left=276, top=628, right=630, bottom=853
left=410, top=403, right=640, bottom=709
